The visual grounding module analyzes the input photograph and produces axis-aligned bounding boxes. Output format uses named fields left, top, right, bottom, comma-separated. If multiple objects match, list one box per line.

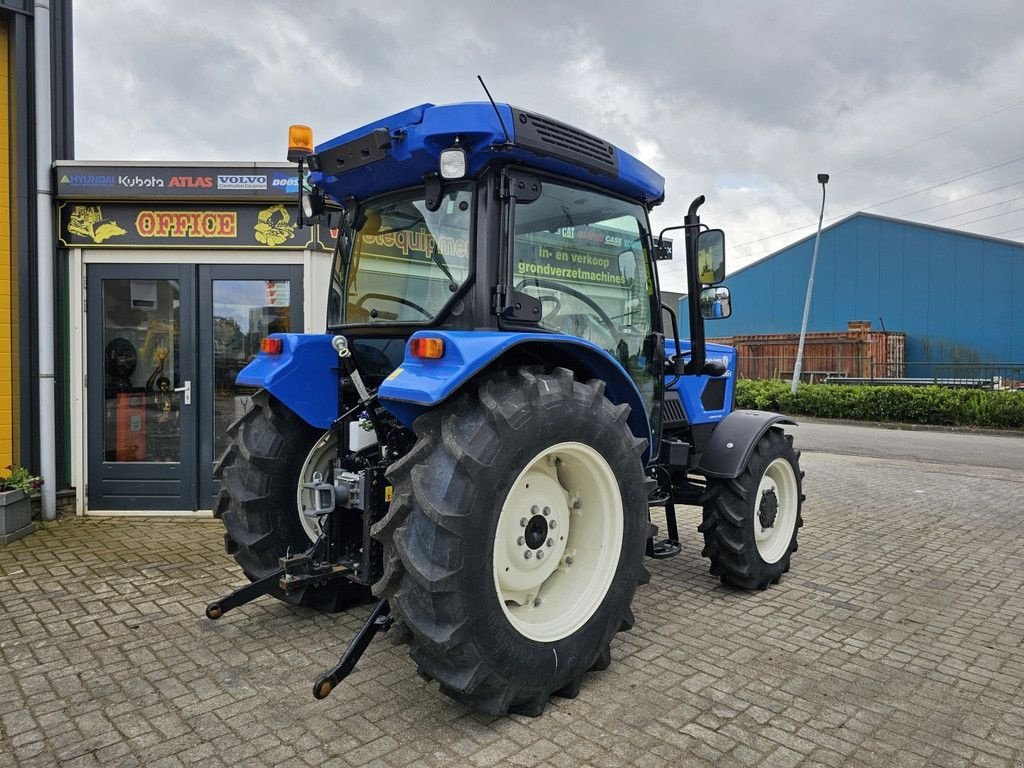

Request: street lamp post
left=791, top=173, right=830, bottom=395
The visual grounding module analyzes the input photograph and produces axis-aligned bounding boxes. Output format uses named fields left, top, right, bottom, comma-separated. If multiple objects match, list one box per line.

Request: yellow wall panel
left=0, top=17, right=11, bottom=468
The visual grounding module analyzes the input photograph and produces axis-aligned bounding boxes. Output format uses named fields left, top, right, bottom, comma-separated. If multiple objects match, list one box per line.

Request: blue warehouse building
left=683, top=212, right=1024, bottom=371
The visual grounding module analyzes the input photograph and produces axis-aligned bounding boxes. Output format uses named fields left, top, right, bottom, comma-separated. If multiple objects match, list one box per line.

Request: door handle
left=173, top=380, right=192, bottom=405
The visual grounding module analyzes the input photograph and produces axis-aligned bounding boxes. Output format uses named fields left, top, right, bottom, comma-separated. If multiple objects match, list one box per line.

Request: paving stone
left=1, top=448, right=1023, bottom=765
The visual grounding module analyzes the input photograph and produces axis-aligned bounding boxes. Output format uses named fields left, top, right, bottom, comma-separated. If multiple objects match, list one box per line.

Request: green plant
left=0, top=465, right=43, bottom=494
left=734, top=380, right=1024, bottom=430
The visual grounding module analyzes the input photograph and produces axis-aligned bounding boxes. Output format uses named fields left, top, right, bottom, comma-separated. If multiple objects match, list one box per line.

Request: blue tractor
left=208, top=99, right=804, bottom=716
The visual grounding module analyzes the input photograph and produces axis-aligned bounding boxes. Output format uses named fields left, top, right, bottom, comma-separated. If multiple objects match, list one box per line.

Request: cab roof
left=309, top=102, right=665, bottom=207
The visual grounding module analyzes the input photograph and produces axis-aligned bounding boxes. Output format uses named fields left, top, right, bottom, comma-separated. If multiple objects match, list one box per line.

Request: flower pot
left=0, top=488, right=36, bottom=544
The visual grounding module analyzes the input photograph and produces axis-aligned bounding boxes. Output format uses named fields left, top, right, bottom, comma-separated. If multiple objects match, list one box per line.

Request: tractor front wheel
left=372, top=367, right=650, bottom=716
left=700, top=428, right=804, bottom=590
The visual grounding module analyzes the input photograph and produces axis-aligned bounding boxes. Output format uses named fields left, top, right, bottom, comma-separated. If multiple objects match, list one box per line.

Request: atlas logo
left=169, top=175, right=213, bottom=188
left=217, top=174, right=267, bottom=190
left=271, top=173, right=299, bottom=192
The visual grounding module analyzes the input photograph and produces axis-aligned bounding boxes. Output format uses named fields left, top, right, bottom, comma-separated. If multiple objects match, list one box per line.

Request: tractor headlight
left=439, top=147, right=467, bottom=179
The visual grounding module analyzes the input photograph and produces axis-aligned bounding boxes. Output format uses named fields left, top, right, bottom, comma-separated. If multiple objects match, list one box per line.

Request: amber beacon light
left=409, top=337, right=445, bottom=359
left=287, top=124, right=314, bottom=162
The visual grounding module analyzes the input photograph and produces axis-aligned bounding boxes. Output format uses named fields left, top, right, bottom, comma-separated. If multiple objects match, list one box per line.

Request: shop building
left=54, top=162, right=332, bottom=514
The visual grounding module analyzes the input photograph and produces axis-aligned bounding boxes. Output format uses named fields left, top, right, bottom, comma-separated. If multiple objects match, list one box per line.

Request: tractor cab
left=285, top=102, right=719, bottom=441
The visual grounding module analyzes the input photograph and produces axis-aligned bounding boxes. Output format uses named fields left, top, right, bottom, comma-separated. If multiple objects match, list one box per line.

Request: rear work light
left=409, top=337, right=445, bottom=359
left=261, top=337, right=284, bottom=355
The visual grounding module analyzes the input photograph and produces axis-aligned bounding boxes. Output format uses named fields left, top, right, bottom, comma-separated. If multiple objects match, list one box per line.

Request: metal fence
left=740, top=355, right=1024, bottom=390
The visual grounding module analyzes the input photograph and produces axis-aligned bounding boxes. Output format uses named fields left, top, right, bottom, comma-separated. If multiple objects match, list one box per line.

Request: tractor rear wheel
left=214, top=389, right=372, bottom=611
left=372, top=367, right=651, bottom=716
left=700, top=428, right=804, bottom=589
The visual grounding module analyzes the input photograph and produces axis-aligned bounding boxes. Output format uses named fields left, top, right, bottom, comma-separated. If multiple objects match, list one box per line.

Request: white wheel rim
left=492, top=441, right=624, bottom=642
left=753, top=457, right=799, bottom=564
left=296, top=431, right=335, bottom=543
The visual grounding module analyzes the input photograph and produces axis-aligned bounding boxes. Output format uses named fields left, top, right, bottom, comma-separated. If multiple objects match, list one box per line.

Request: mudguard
left=697, top=410, right=797, bottom=479
left=378, top=330, right=655, bottom=456
left=235, top=333, right=338, bottom=429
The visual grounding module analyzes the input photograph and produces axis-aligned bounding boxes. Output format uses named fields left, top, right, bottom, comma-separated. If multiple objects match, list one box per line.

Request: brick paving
left=2, top=448, right=1023, bottom=767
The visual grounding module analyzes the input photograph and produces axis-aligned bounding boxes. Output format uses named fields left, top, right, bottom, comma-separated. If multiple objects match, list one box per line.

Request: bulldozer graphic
left=66, top=205, right=127, bottom=244
left=253, top=204, right=297, bottom=247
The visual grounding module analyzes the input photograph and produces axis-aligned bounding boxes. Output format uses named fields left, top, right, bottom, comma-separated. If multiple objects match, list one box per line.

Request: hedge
left=734, top=379, right=1024, bottom=430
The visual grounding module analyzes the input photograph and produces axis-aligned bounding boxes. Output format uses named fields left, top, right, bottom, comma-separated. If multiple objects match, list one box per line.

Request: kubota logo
left=118, top=175, right=166, bottom=188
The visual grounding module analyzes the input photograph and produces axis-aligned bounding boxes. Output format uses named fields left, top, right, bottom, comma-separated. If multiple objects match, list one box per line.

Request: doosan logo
left=271, top=173, right=299, bottom=191
left=217, top=174, right=267, bottom=190
left=118, top=175, right=166, bottom=188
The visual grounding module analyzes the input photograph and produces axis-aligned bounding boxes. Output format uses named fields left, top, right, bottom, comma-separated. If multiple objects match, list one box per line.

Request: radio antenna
left=477, top=75, right=512, bottom=145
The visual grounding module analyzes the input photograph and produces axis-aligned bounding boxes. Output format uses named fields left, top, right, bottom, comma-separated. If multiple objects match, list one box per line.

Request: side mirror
left=696, top=229, right=725, bottom=284
left=699, top=286, right=732, bottom=320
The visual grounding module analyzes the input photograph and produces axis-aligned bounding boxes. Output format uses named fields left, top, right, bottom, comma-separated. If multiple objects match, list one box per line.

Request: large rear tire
left=214, top=389, right=372, bottom=611
left=699, top=428, right=804, bottom=590
left=372, top=367, right=651, bottom=716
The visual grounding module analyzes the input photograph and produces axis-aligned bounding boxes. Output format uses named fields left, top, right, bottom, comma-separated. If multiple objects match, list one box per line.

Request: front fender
left=235, top=333, right=338, bottom=429
left=697, top=410, right=797, bottom=479
left=378, top=330, right=654, bottom=456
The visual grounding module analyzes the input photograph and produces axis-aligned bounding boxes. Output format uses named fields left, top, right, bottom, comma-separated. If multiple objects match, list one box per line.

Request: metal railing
left=738, top=355, right=1024, bottom=390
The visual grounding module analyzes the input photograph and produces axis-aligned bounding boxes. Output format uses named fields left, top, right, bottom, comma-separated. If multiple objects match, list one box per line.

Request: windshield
left=511, top=178, right=660, bottom=422
left=329, top=183, right=473, bottom=326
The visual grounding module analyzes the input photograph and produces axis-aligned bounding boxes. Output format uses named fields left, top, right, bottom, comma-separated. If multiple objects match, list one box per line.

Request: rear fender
left=235, top=333, right=338, bottom=429
left=697, top=410, right=796, bottom=479
left=378, top=330, right=654, bottom=458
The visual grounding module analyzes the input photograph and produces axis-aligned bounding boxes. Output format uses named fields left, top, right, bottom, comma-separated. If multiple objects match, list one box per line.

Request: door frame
left=71, top=248, right=309, bottom=515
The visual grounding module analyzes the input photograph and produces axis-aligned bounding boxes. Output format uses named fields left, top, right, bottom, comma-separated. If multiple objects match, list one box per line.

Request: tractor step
left=646, top=538, right=682, bottom=559
left=313, top=599, right=393, bottom=699
left=647, top=480, right=681, bottom=559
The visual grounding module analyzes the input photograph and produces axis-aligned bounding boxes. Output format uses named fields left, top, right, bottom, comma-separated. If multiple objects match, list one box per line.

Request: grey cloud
left=74, top=1, right=1024, bottom=290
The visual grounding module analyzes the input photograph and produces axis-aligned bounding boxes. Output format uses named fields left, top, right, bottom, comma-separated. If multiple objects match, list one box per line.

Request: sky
left=73, top=1, right=1024, bottom=293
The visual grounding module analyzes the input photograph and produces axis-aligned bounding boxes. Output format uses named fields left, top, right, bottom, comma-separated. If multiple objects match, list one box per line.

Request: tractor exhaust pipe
left=684, top=196, right=707, bottom=376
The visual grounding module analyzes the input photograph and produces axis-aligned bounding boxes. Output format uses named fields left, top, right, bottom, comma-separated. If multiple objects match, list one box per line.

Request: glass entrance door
left=86, top=264, right=197, bottom=510
left=86, top=262, right=304, bottom=511
left=196, top=265, right=303, bottom=507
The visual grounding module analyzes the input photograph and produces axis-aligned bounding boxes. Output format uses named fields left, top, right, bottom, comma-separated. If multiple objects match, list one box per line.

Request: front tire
left=700, top=428, right=804, bottom=590
left=214, top=389, right=372, bottom=611
left=372, top=367, right=651, bottom=716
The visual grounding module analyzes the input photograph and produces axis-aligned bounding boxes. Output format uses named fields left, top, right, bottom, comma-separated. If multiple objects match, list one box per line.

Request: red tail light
left=409, top=337, right=445, bottom=359
left=261, top=337, right=284, bottom=355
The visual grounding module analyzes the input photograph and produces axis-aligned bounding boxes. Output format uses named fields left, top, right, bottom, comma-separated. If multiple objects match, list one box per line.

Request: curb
left=789, top=416, right=1024, bottom=439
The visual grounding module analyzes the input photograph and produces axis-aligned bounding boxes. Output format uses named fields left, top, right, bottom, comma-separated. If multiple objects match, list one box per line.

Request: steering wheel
left=516, top=278, right=618, bottom=340
left=355, top=293, right=431, bottom=319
